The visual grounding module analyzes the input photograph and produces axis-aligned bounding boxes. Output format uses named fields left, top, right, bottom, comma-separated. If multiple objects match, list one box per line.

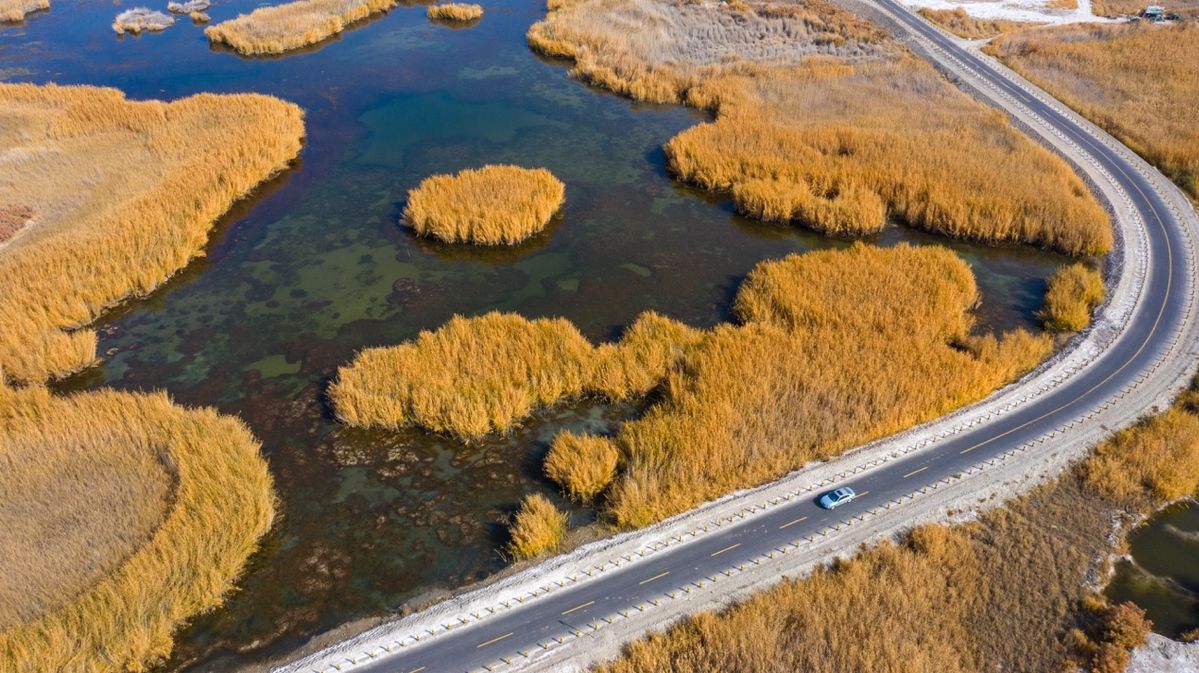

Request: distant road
left=278, top=5, right=1199, bottom=673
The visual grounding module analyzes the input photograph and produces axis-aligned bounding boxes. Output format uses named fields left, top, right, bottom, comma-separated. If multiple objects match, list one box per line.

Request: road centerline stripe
left=710, top=542, right=741, bottom=557
left=407, top=667, right=426, bottom=673
left=778, top=516, right=808, bottom=530
left=639, top=571, right=670, bottom=585
left=476, top=632, right=514, bottom=649
left=903, top=466, right=928, bottom=479
left=560, top=601, right=594, bottom=616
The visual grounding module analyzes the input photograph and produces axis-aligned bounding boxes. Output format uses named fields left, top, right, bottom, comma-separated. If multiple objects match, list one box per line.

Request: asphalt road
left=306, top=8, right=1193, bottom=673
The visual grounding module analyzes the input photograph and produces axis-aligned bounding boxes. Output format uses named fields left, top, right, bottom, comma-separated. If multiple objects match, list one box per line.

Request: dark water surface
left=1106, top=500, right=1199, bottom=639
left=3, top=1, right=1074, bottom=670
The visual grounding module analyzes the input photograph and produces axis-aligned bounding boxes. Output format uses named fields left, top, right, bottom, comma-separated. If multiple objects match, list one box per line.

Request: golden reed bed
left=205, top=0, right=398, bottom=55
left=0, top=83, right=304, bottom=384
left=990, top=22, right=1199, bottom=200
left=427, top=2, right=483, bottom=22
left=0, top=384, right=275, bottom=673
left=917, top=7, right=1036, bottom=39
left=0, top=0, right=46, bottom=22
left=333, top=244, right=1055, bottom=527
left=404, top=165, right=564, bottom=245
left=527, top=0, right=1110, bottom=255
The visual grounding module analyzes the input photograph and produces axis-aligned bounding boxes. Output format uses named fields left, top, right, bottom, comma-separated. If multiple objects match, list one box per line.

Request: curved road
left=282, top=6, right=1199, bottom=673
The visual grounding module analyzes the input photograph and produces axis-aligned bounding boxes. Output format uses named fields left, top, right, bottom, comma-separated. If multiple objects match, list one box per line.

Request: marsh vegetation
left=990, top=22, right=1199, bottom=199
left=0, top=0, right=46, bottom=22
left=427, top=2, right=483, bottom=22
left=0, top=83, right=304, bottom=384
left=205, top=0, right=399, bottom=55
left=1040, top=263, right=1104, bottom=333
left=506, top=493, right=569, bottom=559
left=528, top=0, right=1110, bottom=255
left=0, top=384, right=275, bottom=673
left=403, top=165, right=565, bottom=245
left=112, top=8, right=175, bottom=34
left=917, top=7, right=1036, bottom=39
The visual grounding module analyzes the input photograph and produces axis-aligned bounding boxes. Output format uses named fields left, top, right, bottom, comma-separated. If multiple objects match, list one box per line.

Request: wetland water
left=4, top=0, right=1075, bottom=670
left=1106, top=500, right=1199, bottom=639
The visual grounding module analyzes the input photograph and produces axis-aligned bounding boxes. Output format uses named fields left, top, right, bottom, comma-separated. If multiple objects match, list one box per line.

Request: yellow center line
left=858, top=490, right=870, bottom=497
left=639, top=570, right=671, bottom=585
left=710, top=542, right=741, bottom=557
left=903, top=466, right=928, bottom=479
left=778, top=515, right=808, bottom=530
left=560, top=600, right=594, bottom=616
left=408, top=667, right=426, bottom=673
left=476, top=632, right=514, bottom=649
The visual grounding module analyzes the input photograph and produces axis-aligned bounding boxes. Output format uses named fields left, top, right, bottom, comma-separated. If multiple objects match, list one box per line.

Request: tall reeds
left=0, top=384, right=275, bottom=672
left=1040, top=263, right=1104, bottom=332
left=917, top=7, right=1034, bottom=39
left=0, top=83, right=304, bottom=384
left=403, top=166, right=565, bottom=246
left=506, top=493, right=568, bottom=560
left=427, top=2, right=483, bottom=22
left=0, top=0, right=47, bottom=22
left=205, top=0, right=399, bottom=55
left=989, top=22, right=1199, bottom=199
left=528, top=0, right=1111, bottom=255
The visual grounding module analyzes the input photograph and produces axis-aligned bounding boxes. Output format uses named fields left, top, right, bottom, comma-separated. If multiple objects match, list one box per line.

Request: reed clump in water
left=1040, top=263, right=1104, bottom=333
left=331, top=311, right=699, bottom=441
left=0, top=83, right=304, bottom=384
left=403, top=165, right=565, bottom=246
left=112, top=8, right=175, bottom=34
left=0, top=0, right=47, bottom=22
left=544, top=431, right=622, bottom=502
left=0, top=383, right=275, bottom=673
left=427, top=2, right=482, bottom=22
left=205, top=0, right=398, bottom=55
left=989, top=22, right=1199, bottom=199
left=528, top=0, right=1111, bottom=255
left=507, top=493, right=568, bottom=560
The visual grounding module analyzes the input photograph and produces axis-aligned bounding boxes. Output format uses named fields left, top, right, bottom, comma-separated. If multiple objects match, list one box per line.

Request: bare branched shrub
left=528, top=0, right=1111, bottom=255
left=990, top=23, right=1199, bottom=198
left=544, top=431, right=621, bottom=502
left=403, top=166, right=565, bottom=246
left=0, top=384, right=275, bottom=672
left=205, top=0, right=399, bottom=55
left=1041, top=263, right=1104, bottom=332
left=507, top=493, right=568, bottom=560
left=0, top=84, right=304, bottom=384
left=0, top=0, right=47, bottom=22
left=427, top=2, right=482, bottom=21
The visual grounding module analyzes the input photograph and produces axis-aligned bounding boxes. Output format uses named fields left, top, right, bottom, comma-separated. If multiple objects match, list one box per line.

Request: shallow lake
left=1106, top=500, right=1199, bottom=640
left=3, top=0, right=1076, bottom=669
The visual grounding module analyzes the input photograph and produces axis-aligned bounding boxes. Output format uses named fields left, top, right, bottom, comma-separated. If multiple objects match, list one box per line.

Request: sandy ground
left=1129, top=634, right=1199, bottom=672
left=901, top=0, right=1121, bottom=26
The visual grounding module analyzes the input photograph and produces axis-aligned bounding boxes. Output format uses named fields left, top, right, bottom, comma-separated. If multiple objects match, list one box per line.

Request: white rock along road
left=276, top=5, right=1199, bottom=673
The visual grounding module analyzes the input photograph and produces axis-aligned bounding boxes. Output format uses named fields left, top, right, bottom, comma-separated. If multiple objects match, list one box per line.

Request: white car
left=818, top=487, right=857, bottom=510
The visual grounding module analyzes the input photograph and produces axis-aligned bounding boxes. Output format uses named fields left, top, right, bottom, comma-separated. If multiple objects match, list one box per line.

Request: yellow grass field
left=403, top=165, right=565, bottom=246
left=205, top=0, right=397, bottom=55
left=599, top=377, right=1199, bottom=673
left=528, top=0, right=1110, bottom=255
left=0, top=0, right=47, bottom=22
left=0, top=83, right=304, bottom=384
left=331, top=311, right=699, bottom=440
left=989, top=22, right=1199, bottom=199
left=917, top=7, right=1036, bottom=39
left=1090, top=0, right=1199, bottom=16
left=427, top=2, right=482, bottom=21
left=0, top=384, right=275, bottom=673
left=1041, top=263, right=1105, bottom=332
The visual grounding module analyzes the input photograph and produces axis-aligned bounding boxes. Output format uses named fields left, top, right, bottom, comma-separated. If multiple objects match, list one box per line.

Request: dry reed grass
left=602, top=244, right=1050, bottom=527
left=0, top=204, right=33, bottom=243
left=403, top=166, right=565, bottom=246
left=0, top=0, right=46, bottom=22
left=528, top=0, right=1110, bottom=255
left=1041, top=263, right=1104, bottom=332
left=427, top=2, right=482, bottom=21
left=1090, top=0, right=1199, bottom=16
left=0, top=384, right=275, bottom=673
left=507, top=493, right=568, bottom=560
left=112, top=8, right=175, bottom=34
left=544, top=431, right=621, bottom=502
left=331, top=311, right=699, bottom=441
left=917, top=7, right=1036, bottom=39
left=989, top=23, right=1199, bottom=198
left=0, top=83, right=304, bottom=384
left=205, top=0, right=398, bottom=55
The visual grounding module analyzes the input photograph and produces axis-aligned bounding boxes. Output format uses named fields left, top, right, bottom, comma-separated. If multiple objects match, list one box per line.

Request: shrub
left=427, top=2, right=482, bottom=22
left=507, top=494, right=568, bottom=560
left=0, top=83, right=304, bottom=384
left=0, top=385, right=275, bottom=672
left=403, top=165, right=565, bottom=246
left=544, top=431, right=621, bottom=502
left=205, top=0, right=398, bottom=56
left=1041, top=263, right=1105, bottom=332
